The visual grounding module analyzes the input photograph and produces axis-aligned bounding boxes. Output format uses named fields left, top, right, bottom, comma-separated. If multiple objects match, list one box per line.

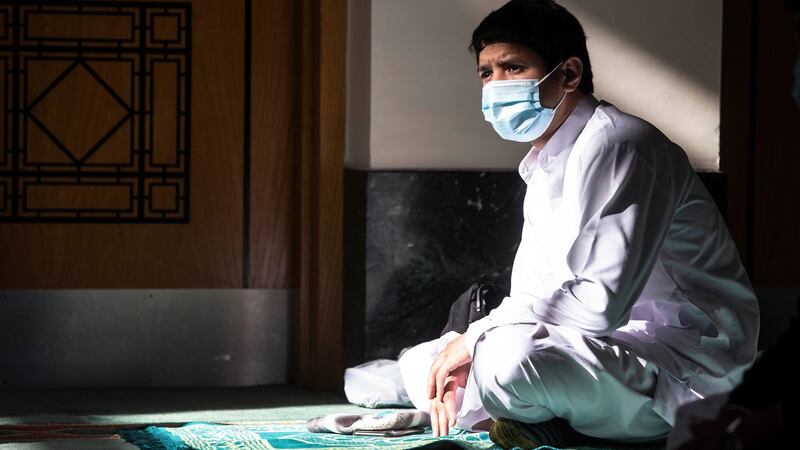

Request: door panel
left=0, top=0, right=250, bottom=288
left=250, top=0, right=298, bottom=289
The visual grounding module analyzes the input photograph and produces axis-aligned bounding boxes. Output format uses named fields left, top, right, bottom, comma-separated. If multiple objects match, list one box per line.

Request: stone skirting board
left=0, top=290, right=291, bottom=388
left=343, top=169, right=729, bottom=365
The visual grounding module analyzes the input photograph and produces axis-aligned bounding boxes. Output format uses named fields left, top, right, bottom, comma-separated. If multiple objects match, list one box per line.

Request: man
left=397, top=1, right=759, bottom=448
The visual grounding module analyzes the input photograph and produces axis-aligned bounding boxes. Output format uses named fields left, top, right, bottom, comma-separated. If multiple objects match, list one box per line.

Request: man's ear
left=563, top=56, right=583, bottom=92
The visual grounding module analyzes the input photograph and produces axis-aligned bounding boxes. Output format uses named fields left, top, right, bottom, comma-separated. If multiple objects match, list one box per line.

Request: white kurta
left=457, top=95, right=759, bottom=425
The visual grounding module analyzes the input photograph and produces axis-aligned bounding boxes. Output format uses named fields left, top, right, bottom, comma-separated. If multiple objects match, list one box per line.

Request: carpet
left=0, top=422, right=664, bottom=449
left=119, top=421, right=504, bottom=450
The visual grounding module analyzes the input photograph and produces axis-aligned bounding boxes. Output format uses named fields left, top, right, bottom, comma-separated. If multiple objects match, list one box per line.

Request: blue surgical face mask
left=481, top=63, right=566, bottom=142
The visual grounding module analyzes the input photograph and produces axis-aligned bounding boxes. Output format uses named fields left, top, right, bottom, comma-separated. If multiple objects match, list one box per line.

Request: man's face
left=477, top=42, right=563, bottom=108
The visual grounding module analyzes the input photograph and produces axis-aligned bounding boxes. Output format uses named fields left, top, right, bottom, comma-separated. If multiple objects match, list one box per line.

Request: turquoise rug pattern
left=120, top=421, right=510, bottom=449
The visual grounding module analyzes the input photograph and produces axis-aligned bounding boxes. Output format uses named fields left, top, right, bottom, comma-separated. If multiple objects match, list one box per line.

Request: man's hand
left=427, top=334, right=472, bottom=437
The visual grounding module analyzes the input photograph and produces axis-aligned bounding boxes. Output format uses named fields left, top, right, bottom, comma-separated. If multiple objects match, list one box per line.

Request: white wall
left=347, top=0, right=722, bottom=171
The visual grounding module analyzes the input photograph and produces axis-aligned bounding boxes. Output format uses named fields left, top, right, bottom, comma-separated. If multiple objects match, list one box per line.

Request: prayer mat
left=119, top=421, right=665, bottom=450
left=0, top=422, right=664, bottom=449
left=120, top=421, right=501, bottom=449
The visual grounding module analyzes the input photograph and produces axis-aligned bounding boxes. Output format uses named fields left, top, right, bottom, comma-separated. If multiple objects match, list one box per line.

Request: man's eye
left=507, top=65, right=522, bottom=73
left=480, top=71, right=492, bottom=79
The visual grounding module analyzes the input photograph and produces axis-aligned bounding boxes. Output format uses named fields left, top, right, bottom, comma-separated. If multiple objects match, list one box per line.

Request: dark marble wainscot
left=344, top=170, right=526, bottom=365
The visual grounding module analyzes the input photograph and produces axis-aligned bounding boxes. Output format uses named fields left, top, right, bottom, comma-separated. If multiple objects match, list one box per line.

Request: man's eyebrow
left=477, top=56, right=524, bottom=73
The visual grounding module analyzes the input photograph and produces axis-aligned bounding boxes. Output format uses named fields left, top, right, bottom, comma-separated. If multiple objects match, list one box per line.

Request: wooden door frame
left=295, top=0, right=346, bottom=391
left=720, top=0, right=755, bottom=274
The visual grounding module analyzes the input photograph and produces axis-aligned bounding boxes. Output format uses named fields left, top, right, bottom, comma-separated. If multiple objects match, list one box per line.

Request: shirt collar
left=518, top=95, right=599, bottom=183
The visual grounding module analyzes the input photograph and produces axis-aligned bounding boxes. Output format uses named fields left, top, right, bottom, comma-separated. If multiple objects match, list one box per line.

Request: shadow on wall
left=561, top=0, right=723, bottom=169
left=561, top=0, right=721, bottom=96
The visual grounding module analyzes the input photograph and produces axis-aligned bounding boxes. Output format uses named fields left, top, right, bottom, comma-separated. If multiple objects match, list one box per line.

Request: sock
left=490, top=417, right=601, bottom=449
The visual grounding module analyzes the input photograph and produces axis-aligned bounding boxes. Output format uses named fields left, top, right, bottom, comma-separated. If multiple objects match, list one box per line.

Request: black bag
left=440, top=282, right=506, bottom=336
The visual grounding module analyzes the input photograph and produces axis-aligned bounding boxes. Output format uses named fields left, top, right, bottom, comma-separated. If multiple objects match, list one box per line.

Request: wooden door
left=0, top=0, right=296, bottom=289
left=0, top=0, right=345, bottom=390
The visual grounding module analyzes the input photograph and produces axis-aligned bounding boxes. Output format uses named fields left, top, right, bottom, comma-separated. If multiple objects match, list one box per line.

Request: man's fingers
left=427, top=358, right=444, bottom=399
left=437, top=401, right=448, bottom=436
left=435, top=366, right=448, bottom=401
left=428, top=354, right=445, bottom=398
left=430, top=399, right=449, bottom=437
left=443, top=388, right=457, bottom=428
left=429, top=400, right=439, bottom=437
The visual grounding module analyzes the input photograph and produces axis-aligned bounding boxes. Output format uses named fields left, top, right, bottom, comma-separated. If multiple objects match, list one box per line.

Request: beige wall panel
left=348, top=0, right=722, bottom=171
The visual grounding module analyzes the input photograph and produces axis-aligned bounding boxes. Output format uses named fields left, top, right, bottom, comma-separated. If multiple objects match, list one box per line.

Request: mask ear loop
left=551, top=90, right=568, bottom=111
left=535, top=60, right=565, bottom=86
left=537, top=61, right=568, bottom=111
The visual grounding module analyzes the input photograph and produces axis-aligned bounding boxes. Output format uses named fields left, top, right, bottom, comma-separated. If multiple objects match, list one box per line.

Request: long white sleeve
left=463, top=131, right=689, bottom=356
left=527, top=140, right=684, bottom=335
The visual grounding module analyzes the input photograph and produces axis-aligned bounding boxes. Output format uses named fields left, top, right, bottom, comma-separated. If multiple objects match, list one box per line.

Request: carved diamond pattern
left=29, top=61, right=130, bottom=164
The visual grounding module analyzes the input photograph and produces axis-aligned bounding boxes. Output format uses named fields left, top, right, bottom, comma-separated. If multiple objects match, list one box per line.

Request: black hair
left=470, top=0, right=594, bottom=94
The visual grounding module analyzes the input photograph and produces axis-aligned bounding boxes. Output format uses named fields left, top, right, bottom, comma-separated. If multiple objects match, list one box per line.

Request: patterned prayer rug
left=0, top=422, right=662, bottom=449
left=119, top=421, right=505, bottom=449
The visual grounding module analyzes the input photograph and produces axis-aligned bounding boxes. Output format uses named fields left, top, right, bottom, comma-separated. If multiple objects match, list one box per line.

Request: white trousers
left=398, top=324, right=672, bottom=442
